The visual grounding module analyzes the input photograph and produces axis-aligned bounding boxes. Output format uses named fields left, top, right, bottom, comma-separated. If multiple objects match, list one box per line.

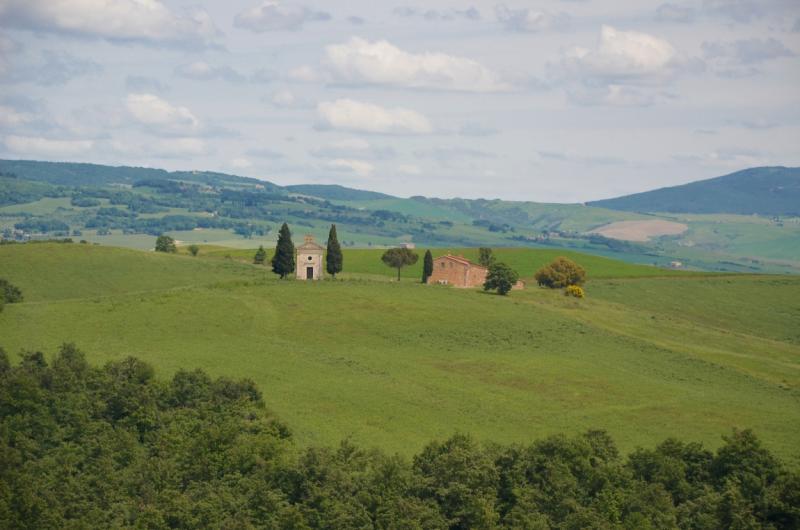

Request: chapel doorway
left=306, top=266, right=314, bottom=279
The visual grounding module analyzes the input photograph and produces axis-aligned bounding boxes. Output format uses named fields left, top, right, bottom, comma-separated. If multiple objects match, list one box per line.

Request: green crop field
left=1, top=242, right=799, bottom=466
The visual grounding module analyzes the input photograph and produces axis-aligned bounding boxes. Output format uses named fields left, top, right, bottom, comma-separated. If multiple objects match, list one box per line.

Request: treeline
left=1, top=345, right=798, bottom=529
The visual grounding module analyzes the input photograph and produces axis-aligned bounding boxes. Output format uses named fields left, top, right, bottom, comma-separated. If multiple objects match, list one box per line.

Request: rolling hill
left=588, top=166, right=800, bottom=216
left=1, top=242, right=798, bottom=464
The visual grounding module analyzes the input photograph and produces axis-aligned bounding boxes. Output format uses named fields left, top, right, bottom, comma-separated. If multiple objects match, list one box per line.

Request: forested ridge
left=1, top=344, right=798, bottom=529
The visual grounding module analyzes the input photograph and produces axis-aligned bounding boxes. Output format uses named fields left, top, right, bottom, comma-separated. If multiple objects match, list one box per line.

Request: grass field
left=1, top=243, right=798, bottom=466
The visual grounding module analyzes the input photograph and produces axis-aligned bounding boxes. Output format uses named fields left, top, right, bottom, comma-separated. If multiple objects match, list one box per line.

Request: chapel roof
left=296, top=234, right=324, bottom=252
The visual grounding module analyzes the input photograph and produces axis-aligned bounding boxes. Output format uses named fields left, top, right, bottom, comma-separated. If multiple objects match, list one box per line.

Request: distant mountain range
left=2, top=159, right=798, bottom=216
left=589, top=167, right=800, bottom=216
left=1, top=159, right=799, bottom=274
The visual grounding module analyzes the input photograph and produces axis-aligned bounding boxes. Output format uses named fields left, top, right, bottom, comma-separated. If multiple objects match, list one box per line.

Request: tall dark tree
left=478, top=247, right=495, bottom=267
left=253, top=245, right=267, bottom=265
left=326, top=224, right=343, bottom=279
left=271, top=223, right=295, bottom=278
left=381, top=247, right=418, bottom=281
left=422, top=250, right=433, bottom=283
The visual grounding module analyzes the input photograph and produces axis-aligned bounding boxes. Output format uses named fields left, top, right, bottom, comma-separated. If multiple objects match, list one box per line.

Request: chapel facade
left=295, top=235, right=324, bottom=280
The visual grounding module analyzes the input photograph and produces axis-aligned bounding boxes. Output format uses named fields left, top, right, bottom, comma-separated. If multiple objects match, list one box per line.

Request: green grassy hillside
left=1, top=242, right=798, bottom=465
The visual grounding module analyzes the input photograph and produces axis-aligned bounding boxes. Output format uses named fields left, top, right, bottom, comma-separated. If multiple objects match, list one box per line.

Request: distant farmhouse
left=296, top=235, right=324, bottom=280
left=427, top=254, right=524, bottom=290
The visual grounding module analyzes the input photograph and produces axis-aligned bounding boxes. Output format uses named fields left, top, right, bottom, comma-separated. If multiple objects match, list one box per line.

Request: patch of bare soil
left=589, top=220, right=688, bottom=242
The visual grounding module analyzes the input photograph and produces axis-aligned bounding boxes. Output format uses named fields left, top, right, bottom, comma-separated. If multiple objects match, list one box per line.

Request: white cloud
left=4, top=134, right=93, bottom=156
left=560, top=26, right=679, bottom=82
left=317, top=99, right=433, bottom=135
left=234, top=1, right=330, bottom=32
left=323, top=37, right=509, bottom=92
left=552, top=25, right=701, bottom=106
left=0, top=0, right=218, bottom=47
left=327, top=158, right=375, bottom=177
left=125, top=93, right=200, bottom=135
left=175, top=61, right=245, bottom=83
left=494, top=4, right=570, bottom=32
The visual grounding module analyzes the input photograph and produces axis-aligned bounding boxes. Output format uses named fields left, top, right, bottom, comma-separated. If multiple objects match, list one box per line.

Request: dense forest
left=1, top=344, right=798, bottom=529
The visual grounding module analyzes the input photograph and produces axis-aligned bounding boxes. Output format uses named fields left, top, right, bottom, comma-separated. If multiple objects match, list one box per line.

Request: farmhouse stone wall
left=427, top=255, right=488, bottom=288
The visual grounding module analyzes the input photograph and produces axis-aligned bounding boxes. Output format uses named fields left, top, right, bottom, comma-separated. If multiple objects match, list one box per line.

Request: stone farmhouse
left=427, top=254, right=525, bottom=290
left=296, top=235, right=324, bottom=280
left=426, top=254, right=489, bottom=288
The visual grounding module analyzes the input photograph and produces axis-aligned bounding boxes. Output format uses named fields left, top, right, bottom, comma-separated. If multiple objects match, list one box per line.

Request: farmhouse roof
left=435, top=254, right=487, bottom=270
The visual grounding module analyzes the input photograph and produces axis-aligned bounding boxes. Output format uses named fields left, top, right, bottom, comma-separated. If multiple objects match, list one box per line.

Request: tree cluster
left=2, top=345, right=797, bottom=529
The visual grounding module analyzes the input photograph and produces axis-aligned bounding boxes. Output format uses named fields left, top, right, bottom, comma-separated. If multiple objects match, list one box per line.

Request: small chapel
left=295, top=235, right=324, bottom=280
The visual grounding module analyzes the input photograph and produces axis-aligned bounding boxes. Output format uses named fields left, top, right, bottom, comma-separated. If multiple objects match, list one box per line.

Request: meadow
left=1, top=242, right=798, bottom=466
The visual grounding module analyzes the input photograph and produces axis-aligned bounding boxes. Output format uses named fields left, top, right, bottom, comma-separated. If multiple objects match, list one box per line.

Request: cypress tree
left=271, top=223, right=295, bottom=279
left=253, top=245, right=266, bottom=265
left=422, top=249, right=433, bottom=283
left=326, top=224, right=343, bottom=279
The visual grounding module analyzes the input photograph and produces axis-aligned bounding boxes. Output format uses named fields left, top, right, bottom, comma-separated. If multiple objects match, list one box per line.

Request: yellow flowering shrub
left=564, top=285, right=585, bottom=298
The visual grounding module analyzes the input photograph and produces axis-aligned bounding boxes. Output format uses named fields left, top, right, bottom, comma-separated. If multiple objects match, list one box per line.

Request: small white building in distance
left=296, top=235, right=324, bottom=280
left=399, top=242, right=415, bottom=249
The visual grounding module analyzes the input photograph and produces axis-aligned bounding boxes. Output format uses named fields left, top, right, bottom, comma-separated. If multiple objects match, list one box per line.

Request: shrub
left=187, top=244, right=200, bottom=256
left=565, top=285, right=585, bottom=298
left=535, top=257, right=586, bottom=288
left=0, top=278, right=23, bottom=303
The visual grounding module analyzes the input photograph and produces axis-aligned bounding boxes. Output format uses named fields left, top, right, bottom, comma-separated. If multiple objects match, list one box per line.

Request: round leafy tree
left=381, top=247, right=418, bottom=281
left=483, top=262, right=519, bottom=295
left=534, top=257, right=586, bottom=288
left=154, top=235, right=176, bottom=253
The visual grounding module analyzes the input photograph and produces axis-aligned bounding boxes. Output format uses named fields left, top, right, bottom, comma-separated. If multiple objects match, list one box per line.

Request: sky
left=0, top=0, right=798, bottom=202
